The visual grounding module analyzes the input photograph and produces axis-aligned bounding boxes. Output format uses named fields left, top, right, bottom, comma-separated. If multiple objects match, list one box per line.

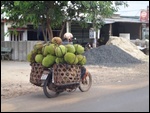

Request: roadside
left=1, top=59, right=149, bottom=99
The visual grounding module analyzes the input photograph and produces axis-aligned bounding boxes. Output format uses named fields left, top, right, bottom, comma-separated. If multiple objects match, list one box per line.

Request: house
left=70, top=15, right=149, bottom=46
left=98, top=15, right=149, bottom=45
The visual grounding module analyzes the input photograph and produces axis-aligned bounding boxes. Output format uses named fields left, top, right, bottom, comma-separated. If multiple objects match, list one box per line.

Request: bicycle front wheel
left=79, top=72, right=92, bottom=92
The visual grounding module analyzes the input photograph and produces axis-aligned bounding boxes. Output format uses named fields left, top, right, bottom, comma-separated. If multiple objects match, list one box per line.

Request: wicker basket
left=30, top=63, right=44, bottom=86
left=53, top=64, right=81, bottom=86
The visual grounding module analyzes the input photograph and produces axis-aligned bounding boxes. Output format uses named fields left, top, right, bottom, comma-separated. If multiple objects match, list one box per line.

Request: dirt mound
left=106, top=36, right=148, bottom=61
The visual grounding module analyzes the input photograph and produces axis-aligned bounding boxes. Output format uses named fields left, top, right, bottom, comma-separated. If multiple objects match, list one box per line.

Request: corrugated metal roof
left=104, top=17, right=149, bottom=24
left=104, top=20, right=115, bottom=24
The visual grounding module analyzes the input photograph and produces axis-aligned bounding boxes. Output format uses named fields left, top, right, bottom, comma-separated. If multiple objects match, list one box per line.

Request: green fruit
left=64, top=52, right=78, bottom=64
left=74, top=44, right=85, bottom=54
left=35, top=54, right=43, bottom=63
left=55, top=45, right=67, bottom=57
left=77, top=55, right=86, bottom=65
left=42, top=54, right=56, bottom=68
left=42, top=46, right=44, bottom=52
left=27, top=52, right=32, bottom=62
left=42, top=57, right=49, bottom=68
left=42, top=46, right=45, bottom=54
left=65, top=44, right=75, bottom=53
left=29, top=50, right=37, bottom=63
left=47, top=44, right=56, bottom=55
left=43, top=45, right=49, bottom=56
left=37, top=49, right=42, bottom=54
left=73, top=56, right=78, bottom=65
left=32, top=48, right=38, bottom=54
left=33, top=42, right=43, bottom=52
left=55, top=57, right=64, bottom=64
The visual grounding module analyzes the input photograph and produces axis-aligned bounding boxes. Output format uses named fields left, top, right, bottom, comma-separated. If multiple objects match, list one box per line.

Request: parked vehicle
left=84, top=43, right=93, bottom=51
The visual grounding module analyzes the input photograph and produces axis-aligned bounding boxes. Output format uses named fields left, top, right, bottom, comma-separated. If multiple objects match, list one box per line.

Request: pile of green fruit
left=27, top=37, right=87, bottom=68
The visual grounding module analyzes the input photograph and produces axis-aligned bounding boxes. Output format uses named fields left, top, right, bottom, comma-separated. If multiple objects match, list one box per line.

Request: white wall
left=23, top=30, right=28, bottom=41
left=3, top=21, right=28, bottom=41
left=4, top=22, right=11, bottom=41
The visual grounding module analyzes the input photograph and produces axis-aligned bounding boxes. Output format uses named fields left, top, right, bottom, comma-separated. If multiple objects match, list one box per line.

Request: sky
left=115, top=1, right=149, bottom=16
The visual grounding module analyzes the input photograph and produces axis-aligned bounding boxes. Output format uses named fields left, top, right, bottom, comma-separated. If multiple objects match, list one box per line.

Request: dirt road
left=1, top=60, right=149, bottom=99
left=1, top=83, right=149, bottom=112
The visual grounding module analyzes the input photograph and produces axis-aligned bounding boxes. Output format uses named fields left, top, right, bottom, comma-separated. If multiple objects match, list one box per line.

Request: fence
left=1, top=41, right=44, bottom=61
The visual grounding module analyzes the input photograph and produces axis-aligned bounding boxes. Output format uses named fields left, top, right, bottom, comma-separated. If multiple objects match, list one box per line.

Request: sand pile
left=106, top=36, right=148, bottom=61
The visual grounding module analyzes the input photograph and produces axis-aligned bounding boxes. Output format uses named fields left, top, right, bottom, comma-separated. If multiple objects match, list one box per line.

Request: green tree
left=1, top=1, right=128, bottom=42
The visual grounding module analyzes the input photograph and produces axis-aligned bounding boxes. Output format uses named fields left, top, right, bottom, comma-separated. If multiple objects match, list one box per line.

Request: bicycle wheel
left=79, top=72, right=92, bottom=92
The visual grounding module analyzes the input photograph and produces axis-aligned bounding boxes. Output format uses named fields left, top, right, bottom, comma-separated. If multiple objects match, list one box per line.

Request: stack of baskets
left=30, top=63, right=81, bottom=86
left=53, top=64, right=81, bottom=86
left=30, top=63, right=44, bottom=86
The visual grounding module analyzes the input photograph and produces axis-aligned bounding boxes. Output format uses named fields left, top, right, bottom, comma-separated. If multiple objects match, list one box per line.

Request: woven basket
left=53, top=64, right=81, bottom=86
left=30, top=63, right=44, bottom=86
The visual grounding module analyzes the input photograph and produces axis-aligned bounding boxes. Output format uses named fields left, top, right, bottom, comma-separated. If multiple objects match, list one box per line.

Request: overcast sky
left=115, top=1, right=149, bottom=16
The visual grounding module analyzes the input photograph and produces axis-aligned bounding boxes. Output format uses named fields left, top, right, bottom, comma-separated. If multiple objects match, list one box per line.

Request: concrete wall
left=1, top=41, right=44, bottom=61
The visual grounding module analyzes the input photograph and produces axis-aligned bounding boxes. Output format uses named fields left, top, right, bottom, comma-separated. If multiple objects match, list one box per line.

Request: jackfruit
left=77, top=55, right=86, bottom=65
left=37, top=49, right=42, bottom=54
left=43, top=45, right=50, bottom=56
left=55, top=57, right=65, bottom=64
left=35, top=54, right=44, bottom=63
left=73, top=56, right=78, bottom=65
left=27, top=52, right=32, bottom=62
left=65, top=44, right=75, bottom=53
left=42, top=54, right=56, bottom=68
left=29, top=50, right=37, bottom=63
left=74, top=44, right=85, bottom=54
left=55, top=45, right=67, bottom=57
left=33, top=41, right=43, bottom=52
left=64, top=52, right=78, bottom=64
left=51, top=37, right=62, bottom=45
left=47, top=44, right=56, bottom=55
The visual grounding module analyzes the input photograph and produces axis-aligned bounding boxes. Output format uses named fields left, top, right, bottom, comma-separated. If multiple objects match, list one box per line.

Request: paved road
left=1, top=82, right=149, bottom=112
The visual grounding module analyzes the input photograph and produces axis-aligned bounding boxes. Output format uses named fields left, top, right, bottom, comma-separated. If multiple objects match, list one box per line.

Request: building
left=1, top=14, right=149, bottom=61
left=1, top=14, right=149, bottom=44
left=98, top=15, right=149, bottom=45
left=1, top=16, right=149, bottom=43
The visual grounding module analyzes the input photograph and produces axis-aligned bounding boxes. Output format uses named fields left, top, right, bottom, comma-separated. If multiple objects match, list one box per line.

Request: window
left=10, top=31, right=23, bottom=41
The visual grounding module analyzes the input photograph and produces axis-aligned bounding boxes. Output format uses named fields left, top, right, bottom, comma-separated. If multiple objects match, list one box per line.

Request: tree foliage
left=1, top=1, right=128, bottom=41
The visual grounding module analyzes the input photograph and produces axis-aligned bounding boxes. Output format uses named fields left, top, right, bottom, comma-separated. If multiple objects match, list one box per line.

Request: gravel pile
left=84, top=45, right=143, bottom=67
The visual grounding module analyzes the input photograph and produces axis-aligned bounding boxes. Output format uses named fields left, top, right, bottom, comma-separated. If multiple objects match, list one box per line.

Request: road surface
left=1, top=81, right=149, bottom=112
